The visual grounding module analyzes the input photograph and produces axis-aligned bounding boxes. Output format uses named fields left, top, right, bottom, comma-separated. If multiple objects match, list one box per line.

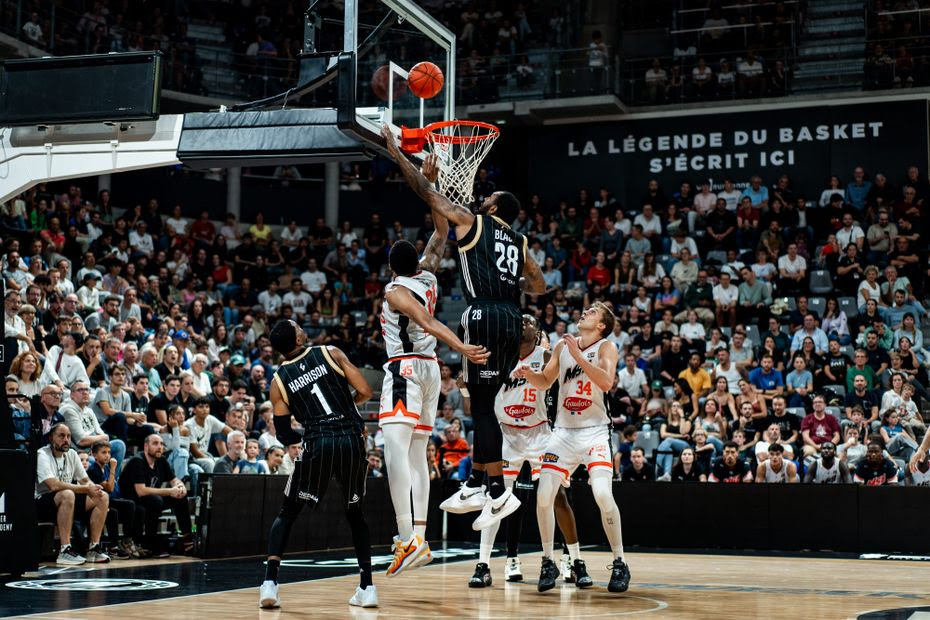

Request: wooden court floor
left=9, top=550, right=930, bottom=620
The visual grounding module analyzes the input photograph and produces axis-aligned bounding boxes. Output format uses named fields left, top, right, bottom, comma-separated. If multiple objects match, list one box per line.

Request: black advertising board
left=528, top=98, right=929, bottom=207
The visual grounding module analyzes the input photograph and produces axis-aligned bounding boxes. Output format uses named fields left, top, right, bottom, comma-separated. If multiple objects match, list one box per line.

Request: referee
left=259, top=320, right=377, bottom=609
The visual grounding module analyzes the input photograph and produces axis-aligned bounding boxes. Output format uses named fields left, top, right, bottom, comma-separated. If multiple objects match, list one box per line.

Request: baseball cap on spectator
left=651, top=380, right=663, bottom=390
left=218, top=346, right=230, bottom=355
left=230, top=354, right=247, bottom=366
left=173, top=330, right=190, bottom=341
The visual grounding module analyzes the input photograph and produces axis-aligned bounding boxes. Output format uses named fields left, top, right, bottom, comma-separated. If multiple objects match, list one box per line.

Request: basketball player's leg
left=336, top=434, right=375, bottom=602
left=411, top=361, right=440, bottom=541
left=584, top=430, right=631, bottom=593
left=263, top=440, right=330, bottom=607
left=383, top=424, right=415, bottom=537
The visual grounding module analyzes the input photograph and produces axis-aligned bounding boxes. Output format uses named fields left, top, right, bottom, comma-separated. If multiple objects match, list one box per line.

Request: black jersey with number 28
left=457, top=214, right=527, bottom=305
left=272, top=346, right=363, bottom=439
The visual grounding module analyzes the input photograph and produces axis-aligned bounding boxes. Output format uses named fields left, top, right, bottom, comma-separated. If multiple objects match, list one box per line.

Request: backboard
left=347, top=0, right=456, bottom=154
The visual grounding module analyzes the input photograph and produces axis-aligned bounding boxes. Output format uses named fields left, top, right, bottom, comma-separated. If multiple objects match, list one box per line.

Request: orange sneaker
left=386, top=533, right=429, bottom=577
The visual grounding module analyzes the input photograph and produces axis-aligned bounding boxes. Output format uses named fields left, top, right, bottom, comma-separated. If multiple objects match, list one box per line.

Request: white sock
left=396, top=513, right=413, bottom=541
left=479, top=518, right=501, bottom=564
left=536, top=474, right=559, bottom=559
left=592, top=476, right=625, bottom=560
left=409, top=435, right=430, bottom=540
left=567, top=542, right=581, bottom=561
left=383, top=425, right=415, bottom=539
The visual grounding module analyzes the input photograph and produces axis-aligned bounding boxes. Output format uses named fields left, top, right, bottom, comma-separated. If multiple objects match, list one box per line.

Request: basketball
left=371, top=64, right=407, bottom=102
left=407, top=61, right=444, bottom=99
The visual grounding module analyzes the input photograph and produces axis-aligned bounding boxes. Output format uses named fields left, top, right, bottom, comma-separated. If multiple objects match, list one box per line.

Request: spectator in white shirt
left=617, top=352, right=648, bottom=412
left=5, top=290, right=32, bottom=356
left=282, top=278, right=313, bottom=321
left=300, top=258, right=328, bottom=296
left=257, top=280, right=283, bottom=317
left=634, top=203, right=662, bottom=249
left=280, top=220, right=303, bottom=248
left=165, top=204, right=189, bottom=237
left=128, top=220, right=154, bottom=258
left=41, top=332, right=91, bottom=394
left=836, top=212, right=865, bottom=251
left=713, top=272, right=739, bottom=329
left=777, top=243, right=808, bottom=295
left=737, top=50, right=765, bottom=97
left=718, top=178, right=742, bottom=211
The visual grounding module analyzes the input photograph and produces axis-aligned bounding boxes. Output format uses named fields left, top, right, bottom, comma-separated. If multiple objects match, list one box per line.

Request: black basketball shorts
left=284, top=434, right=368, bottom=510
left=458, top=301, right=522, bottom=386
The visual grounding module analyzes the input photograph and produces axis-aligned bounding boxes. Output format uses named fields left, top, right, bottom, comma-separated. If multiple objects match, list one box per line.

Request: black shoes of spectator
left=608, top=558, right=631, bottom=593
left=572, top=559, right=593, bottom=588
left=468, top=562, right=492, bottom=588
left=537, top=557, right=559, bottom=592
left=109, top=542, right=132, bottom=560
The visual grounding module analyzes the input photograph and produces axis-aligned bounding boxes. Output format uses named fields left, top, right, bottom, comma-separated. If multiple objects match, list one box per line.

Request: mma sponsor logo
left=562, top=365, right=584, bottom=383
left=298, top=491, right=320, bottom=502
left=541, top=452, right=560, bottom=463
left=479, top=369, right=498, bottom=378
left=504, top=404, right=535, bottom=419
left=563, top=397, right=592, bottom=411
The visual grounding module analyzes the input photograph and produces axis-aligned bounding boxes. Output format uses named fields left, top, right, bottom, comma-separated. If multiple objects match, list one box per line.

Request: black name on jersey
left=494, top=228, right=514, bottom=244
left=563, top=364, right=583, bottom=384
left=287, top=362, right=329, bottom=392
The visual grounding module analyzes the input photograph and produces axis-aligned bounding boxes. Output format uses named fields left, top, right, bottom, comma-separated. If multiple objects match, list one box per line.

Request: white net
left=424, top=121, right=499, bottom=208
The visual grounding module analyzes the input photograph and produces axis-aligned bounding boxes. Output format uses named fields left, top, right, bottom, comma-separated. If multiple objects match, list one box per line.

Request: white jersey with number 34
left=495, top=346, right=548, bottom=427
left=556, top=339, right=609, bottom=428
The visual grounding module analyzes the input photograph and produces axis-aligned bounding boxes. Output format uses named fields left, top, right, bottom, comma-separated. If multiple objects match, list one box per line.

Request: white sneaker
left=85, top=544, right=111, bottom=563
left=504, top=557, right=523, bottom=582
left=259, top=580, right=280, bottom=609
left=472, top=487, right=520, bottom=531
left=657, top=473, right=671, bottom=482
left=440, top=484, right=487, bottom=514
left=56, top=545, right=85, bottom=566
left=349, top=585, right=379, bottom=608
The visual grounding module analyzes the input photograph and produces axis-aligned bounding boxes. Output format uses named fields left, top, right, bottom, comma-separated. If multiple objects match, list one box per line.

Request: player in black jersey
left=382, top=125, right=547, bottom=532
left=259, top=320, right=377, bottom=610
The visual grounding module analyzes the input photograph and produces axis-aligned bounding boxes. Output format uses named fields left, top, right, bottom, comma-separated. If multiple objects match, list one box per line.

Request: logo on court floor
left=6, top=578, right=178, bottom=591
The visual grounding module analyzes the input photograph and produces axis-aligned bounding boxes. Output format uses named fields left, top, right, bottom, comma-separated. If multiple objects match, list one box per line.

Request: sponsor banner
left=529, top=99, right=929, bottom=208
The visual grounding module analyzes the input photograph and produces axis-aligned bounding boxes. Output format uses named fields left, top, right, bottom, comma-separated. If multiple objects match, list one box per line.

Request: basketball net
left=402, top=120, right=499, bottom=208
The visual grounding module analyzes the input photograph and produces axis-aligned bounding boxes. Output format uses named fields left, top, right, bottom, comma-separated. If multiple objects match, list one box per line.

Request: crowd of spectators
left=865, top=1, right=930, bottom=90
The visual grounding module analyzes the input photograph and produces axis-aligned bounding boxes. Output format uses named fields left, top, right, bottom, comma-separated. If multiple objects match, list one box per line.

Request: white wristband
left=460, top=388, right=470, bottom=398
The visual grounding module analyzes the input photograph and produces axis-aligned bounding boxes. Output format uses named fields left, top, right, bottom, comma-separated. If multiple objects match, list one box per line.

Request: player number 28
left=494, top=241, right=519, bottom=277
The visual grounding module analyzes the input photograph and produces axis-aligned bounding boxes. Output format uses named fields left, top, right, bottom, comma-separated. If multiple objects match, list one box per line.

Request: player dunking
left=516, top=302, right=632, bottom=593
left=380, top=202, right=490, bottom=577
left=381, top=125, right=546, bottom=531
left=259, top=320, right=377, bottom=609
left=469, top=314, right=592, bottom=589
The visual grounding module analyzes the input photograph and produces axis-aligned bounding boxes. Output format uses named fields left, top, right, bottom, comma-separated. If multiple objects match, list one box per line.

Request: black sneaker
left=468, top=562, right=492, bottom=588
left=108, top=543, right=131, bottom=560
left=608, top=558, right=631, bottom=593
left=537, top=557, right=559, bottom=592
left=572, top=559, right=593, bottom=588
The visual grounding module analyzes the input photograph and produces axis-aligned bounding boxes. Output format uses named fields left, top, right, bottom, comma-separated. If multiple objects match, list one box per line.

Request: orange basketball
left=407, top=61, right=444, bottom=99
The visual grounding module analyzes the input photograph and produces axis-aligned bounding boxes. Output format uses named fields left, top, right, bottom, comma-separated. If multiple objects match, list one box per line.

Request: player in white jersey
left=754, top=443, right=799, bottom=483
left=379, top=219, right=490, bottom=578
left=516, top=301, right=631, bottom=594
left=469, top=316, right=591, bottom=589
left=804, top=442, right=851, bottom=483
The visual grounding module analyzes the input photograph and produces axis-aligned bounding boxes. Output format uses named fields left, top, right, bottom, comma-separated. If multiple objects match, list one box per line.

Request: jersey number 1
left=494, top=242, right=519, bottom=277
left=310, top=383, right=333, bottom=416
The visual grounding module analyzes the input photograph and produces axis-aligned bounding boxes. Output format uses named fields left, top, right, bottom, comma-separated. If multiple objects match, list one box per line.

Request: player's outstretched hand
left=421, top=153, right=440, bottom=184
left=563, top=334, right=581, bottom=357
left=460, top=344, right=490, bottom=365
left=381, top=124, right=401, bottom=158
left=909, top=448, right=926, bottom=473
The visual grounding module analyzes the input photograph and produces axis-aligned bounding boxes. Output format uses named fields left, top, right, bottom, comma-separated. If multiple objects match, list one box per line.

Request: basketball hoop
left=401, top=120, right=499, bottom=207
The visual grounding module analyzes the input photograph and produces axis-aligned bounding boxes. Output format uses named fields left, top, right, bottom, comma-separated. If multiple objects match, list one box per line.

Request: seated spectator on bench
left=86, top=440, right=147, bottom=559
left=854, top=441, right=899, bottom=485
left=708, top=441, right=752, bottom=483
left=61, top=380, right=126, bottom=475
left=93, top=364, right=155, bottom=448
left=183, top=397, right=231, bottom=477
left=621, top=446, right=654, bottom=481
left=35, top=423, right=111, bottom=565
left=118, top=433, right=193, bottom=556
left=262, top=446, right=286, bottom=474
left=214, top=430, right=249, bottom=474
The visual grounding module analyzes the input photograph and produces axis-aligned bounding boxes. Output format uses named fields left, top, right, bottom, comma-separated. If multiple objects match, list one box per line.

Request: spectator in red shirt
left=191, top=210, right=216, bottom=247
left=587, top=251, right=611, bottom=288
left=801, top=394, right=841, bottom=459
left=437, top=424, right=469, bottom=479
left=569, top=241, right=592, bottom=283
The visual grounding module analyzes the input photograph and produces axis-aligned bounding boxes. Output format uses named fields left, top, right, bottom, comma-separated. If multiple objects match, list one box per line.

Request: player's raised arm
left=380, top=124, right=475, bottom=228
left=327, top=346, right=373, bottom=405
left=516, top=340, right=562, bottom=389
left=420, top=177, right=449, bottom=274
left=383, top=286, right=490, bottom=365
left=521, top=248, right=546, bottom=294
